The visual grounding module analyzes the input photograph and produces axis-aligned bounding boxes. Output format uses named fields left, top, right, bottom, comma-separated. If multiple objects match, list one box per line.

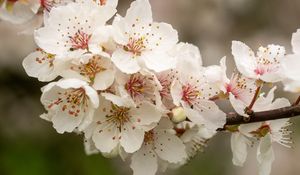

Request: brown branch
left=218, top=104, right=300, bottom=131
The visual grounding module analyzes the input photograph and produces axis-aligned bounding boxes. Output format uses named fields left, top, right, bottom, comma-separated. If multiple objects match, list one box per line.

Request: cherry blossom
left=230, top=87, right=292, bottom=175
left=40, top=78, right=99, bottom=133
left=232, top=41, right=285, bottom=83
left=130, top=118, right=187, bottom=175
left=111, top=0, right=178, bottom=73
left=90, top=93, right=162, bottom=153
left=34, top=2, right=116, bottom=58
left=22, top=48, right=65, bottom=82
left=114, top=70, right=161, bottom=104
left=170, top=69, right=226, bottom=131
left=61, top=54, right=115, bottom=90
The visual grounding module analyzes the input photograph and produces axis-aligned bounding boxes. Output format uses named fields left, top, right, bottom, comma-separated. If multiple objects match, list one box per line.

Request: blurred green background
left=1, top=0, right=300, bottom=175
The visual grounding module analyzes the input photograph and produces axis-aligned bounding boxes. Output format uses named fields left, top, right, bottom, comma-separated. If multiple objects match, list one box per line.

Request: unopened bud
left=171, top=107, right=186, bottom=123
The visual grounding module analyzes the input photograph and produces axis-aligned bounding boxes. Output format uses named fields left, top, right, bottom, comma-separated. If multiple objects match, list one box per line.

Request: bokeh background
left=1, top=0, right=300, bottom=175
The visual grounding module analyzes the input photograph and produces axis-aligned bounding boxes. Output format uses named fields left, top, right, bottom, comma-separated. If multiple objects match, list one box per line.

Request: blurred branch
left=218, top=105, right=300, bottom=131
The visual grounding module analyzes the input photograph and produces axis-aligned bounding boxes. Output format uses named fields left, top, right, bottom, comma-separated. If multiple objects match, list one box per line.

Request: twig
left=293, top=96, right=300, bottom=106
left=218, top=104, right=300, bottom=131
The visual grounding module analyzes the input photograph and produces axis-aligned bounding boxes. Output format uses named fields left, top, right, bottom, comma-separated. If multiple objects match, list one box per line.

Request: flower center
left=48, top=88, right=88, bottom=117
left=250, top=124, right=271, bottom=138
left=69, top=30, right=91, bottom=51
left=124, top=37, right=146, bottom=56
left=125, top=75, right=146, bottom=98
left=35, top=49, right=55, bottom=67
left=226, top=74, right=250, bottom=99
left=254, top=68, right=265, bottom=76
left=181, top=84, right=201, bottom=105
left=106, top=104, right=131, bottom=131
left=70, top=56, right=106, bottom=81
left=144, top=130, right=155, bottom=145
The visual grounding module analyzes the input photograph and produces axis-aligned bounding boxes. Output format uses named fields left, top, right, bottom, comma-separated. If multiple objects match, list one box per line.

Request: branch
left=219, top=104, right=300, bottom=130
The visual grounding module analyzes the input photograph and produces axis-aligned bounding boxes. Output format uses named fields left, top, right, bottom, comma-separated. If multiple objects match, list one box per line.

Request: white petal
left=130, top=145, right=158, bottom=175
left=125, top=0, right=152, bottom=25
left=120, top=122, right=144, bottom=153
left=281, top=54, right=300, bottom=81
left=270, top=98, right=290, bottom=109
left=257, top=134, right=274, bottom=175
left=254, top=87, right=276, bottom=111
left=52, top=109, right=84, bottom=133
left=130, top=102, right=162, bottom=126
left=231, top=133, right=249, bottom=166
left=229, top=94, right=247, bottom=117
left=93, top=69, right=115, bottom=90
left=147, top=22, right=178, bottom=51
left=183, top=100, right=226, bottom=130
left=292, top=29, right=300, bottom=54
left=231, top=41, right=257, bottom=79
left=154, top=117, right=173, bottom=131
left=173, top=42, right=202, bottom=68
left=92, top=122, right=120, bottom=153
left=56, top=79, right=88, bottom=89
left=143, top=51, right=176, bottom=72
left=154, top=131, right=187, bottom=163
left=77, top=105, right=95, bottom=131
left=112, top=49, right=140, bottom=74
left=83, top=85, right=99, bottom=108
left=170, top=80, right=183, bottom=106
left=101, top=93, right=135, bottom=108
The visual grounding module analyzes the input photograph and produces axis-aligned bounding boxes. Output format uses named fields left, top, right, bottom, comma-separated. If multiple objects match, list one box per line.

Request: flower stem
left=245, top=83, right=263, bottom=115
left=293, top=95, right=300, bottom=106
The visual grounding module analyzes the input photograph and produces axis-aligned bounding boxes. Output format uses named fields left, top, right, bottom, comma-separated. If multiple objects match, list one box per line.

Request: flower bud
left=171, top=107, right=186, bottom=123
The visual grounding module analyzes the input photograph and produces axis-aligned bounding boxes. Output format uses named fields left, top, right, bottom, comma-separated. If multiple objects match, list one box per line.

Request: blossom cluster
left=2, top=0, right=300, bottom=175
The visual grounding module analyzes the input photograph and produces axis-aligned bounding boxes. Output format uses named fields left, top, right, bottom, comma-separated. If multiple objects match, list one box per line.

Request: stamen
left=69, top=30, right=91, bottom=51
left=124, top=37, right=146, bottom=56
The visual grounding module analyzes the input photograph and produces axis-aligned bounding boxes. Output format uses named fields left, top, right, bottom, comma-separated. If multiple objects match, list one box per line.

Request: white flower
left=238, top=118, right=292, bottom=175
left=154, top=43, right=203, bottom=110
left=61, top=54, right=115, bottom=90
left=41, top=78, right=99, bottom=133
left=281, top=29, right=300, bottom=92
left=22, top=48, right=66, bottom=82
left=114, top=70, right=161, bottom=104
left=230, top=87, right=292, bottom=175
left=34, top=2, right=116, bottom=58
left=0, top=0, right=40, bottom=24
left=216, top=57, right=257, bottom=105
left=130, top=118, right=187, bottom=175
left=170, top=70, right=226, bottom=131
left=111, top=0, right=178, bottom=73
left=90, top=93, right=162, bottom=154
left=232, top=41, right=285, bottom=83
